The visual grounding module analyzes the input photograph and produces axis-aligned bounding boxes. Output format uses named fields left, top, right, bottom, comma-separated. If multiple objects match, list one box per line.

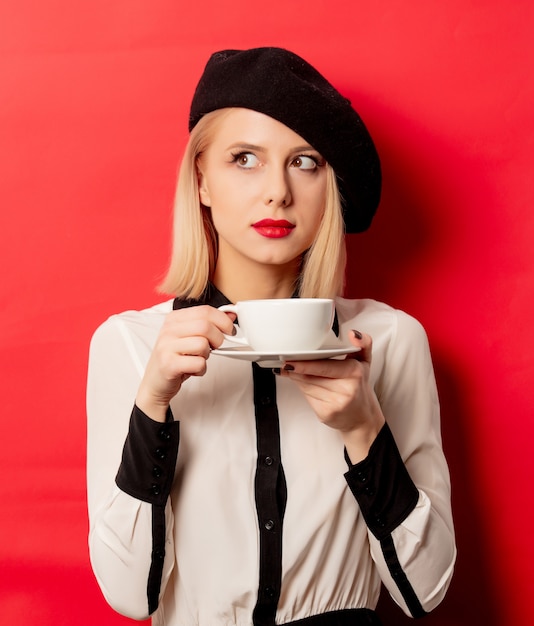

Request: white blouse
left=86, top=293, right=456, bottom=625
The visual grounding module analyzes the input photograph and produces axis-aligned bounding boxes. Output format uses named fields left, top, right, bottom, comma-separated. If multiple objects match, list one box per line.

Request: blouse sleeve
left=346, top=310, right=456, bottom=617
left=86, top=316, right=177, bottom=620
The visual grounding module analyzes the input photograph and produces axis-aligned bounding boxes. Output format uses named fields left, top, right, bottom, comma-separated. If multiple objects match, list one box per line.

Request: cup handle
left=218, top=304, right=248, bottom=345
left=218, top=304, right=238, bottom=315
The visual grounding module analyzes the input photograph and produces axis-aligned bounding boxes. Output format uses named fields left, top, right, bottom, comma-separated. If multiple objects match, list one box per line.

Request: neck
left=213, top=259, right=300, bottom=303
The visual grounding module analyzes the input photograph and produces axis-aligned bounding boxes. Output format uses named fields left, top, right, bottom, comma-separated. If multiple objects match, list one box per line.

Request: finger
left=172, top=354, right=208, bottom=378
left=166, top=305, right=237, bottom=336
left=286, top=373, right=356, bottom=401
left=203, top=306, right=238, bottom=333
left=348, top=329, right=373, bottom=365
left=163, top=314, right=234, bottom=349
left=281, top=356, right=359, bottom=379
left=150, top=336, right=210, bottom=379
left=282, top=330, right=373, bottom=375
left=170, top=336, right=212, bottom=359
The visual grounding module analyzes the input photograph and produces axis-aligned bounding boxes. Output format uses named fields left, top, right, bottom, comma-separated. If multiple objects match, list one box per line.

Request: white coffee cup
left=218, top=298, right=335, bottom=352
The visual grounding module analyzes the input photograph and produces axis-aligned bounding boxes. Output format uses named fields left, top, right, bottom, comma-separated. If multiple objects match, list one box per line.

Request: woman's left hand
left=278, top=330, right=385, bottom=463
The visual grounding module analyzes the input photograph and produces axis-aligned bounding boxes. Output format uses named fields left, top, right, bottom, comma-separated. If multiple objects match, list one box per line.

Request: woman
left=87, top=47, right=456, bottom=626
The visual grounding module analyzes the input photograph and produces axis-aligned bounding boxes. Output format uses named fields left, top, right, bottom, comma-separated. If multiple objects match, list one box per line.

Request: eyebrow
left=226, top=142, right=317, bottom=153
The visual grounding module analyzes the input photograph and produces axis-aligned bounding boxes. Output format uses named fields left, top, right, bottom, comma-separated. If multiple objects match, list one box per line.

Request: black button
left=264, top=456, right=274, bottom=466
left=153, top=548, right=165, bottom=561
left=364, top=487, right=375, bottom=497
left=264, top=586, right=276, bottom=599
left=155, top=447, right=167, bottom=460
left=260, top=396, right=272, bottom=406
left=264, top=519, right=275, bottom=531
left=158, top=427, right=171, bottom=441
left=375, top=516, right=386, bottom=528
left=357, top=471, right=367, bottom=483
left=152, top=465, right=163, bottom=478
left=150, top=484, right=161, bottom=496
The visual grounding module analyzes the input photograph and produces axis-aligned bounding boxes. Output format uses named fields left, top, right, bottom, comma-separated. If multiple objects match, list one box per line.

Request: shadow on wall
left=377, top=351, right=500, bottom=625
left=344, top=106, right=502, bottom=625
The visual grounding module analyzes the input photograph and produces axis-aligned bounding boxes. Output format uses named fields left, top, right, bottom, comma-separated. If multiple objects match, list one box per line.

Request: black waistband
left=282, top=608, right=382, bottom=626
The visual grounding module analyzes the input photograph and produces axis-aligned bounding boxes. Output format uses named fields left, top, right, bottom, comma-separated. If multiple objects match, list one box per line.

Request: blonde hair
left=159, top=109, right=347, bottom=299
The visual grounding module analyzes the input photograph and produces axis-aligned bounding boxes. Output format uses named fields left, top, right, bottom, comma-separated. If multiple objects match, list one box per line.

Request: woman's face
left=197, top=108, right=327, bottom=275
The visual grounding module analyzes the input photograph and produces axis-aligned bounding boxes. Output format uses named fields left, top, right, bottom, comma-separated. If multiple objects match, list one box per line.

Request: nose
left=263, top=165, right=292, bottom=207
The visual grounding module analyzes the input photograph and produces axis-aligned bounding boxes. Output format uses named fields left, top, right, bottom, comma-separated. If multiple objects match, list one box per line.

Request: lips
left=252, top=219, right=295, bottom=238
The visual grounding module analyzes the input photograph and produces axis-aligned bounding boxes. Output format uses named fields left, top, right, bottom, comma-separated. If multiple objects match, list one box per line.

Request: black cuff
left=115, top=405, right=179, bottom=506
left=344, top=423, right=419, bottom=540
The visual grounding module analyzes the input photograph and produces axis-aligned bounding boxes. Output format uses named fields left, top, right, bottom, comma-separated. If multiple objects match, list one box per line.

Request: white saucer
left=212, top=343, right=360, bottom=368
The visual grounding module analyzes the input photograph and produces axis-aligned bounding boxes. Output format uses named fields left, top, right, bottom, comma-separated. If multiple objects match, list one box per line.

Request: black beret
left=189, top=47, right=381, bottom=233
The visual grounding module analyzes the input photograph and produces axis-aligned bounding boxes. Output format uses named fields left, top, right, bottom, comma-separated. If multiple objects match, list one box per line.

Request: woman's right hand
left=135, top=305, right=235, bottom=422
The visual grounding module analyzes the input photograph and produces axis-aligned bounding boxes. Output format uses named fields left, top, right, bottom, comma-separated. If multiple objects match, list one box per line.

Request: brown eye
left=232, top=152, right=259, bottom=168
left=291, top=155, right=317, bottom=170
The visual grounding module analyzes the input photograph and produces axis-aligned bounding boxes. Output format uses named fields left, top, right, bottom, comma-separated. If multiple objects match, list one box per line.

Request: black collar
left=172, top=282, right=231, bottom=310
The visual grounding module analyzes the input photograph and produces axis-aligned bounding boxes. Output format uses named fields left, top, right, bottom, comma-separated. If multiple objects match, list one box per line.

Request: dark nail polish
left=283, top=364, right=295, bottom=371
left=232, top=326, right=237, bottom=336
left=352, top=329, right=363, bottom=340
left=272, top=368, right=281, bottom=375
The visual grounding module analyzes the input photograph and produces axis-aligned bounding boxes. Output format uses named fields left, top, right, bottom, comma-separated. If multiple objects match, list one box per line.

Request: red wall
left=1, top=1, right=533, bottom=624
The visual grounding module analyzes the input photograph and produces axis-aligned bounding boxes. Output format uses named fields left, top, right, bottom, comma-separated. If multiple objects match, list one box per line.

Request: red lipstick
left=252, top=219, right=295, bottom=238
